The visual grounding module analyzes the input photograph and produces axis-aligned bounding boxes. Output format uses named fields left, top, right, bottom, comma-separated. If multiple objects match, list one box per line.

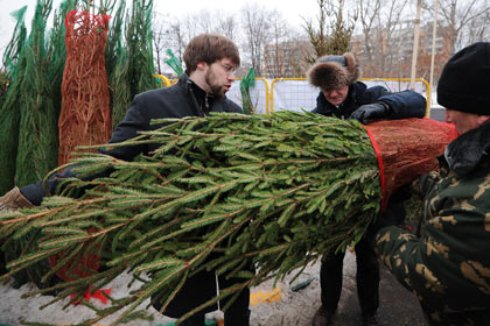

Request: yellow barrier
left=269, top=77, right=430, bottom=116
left=153, top=74, right=172, bottom=87
left=151, top=75, right=429, bottom=117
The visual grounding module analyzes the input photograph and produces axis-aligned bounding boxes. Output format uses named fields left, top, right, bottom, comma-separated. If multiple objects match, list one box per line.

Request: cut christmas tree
left=0, top=111, right=457, bottom=324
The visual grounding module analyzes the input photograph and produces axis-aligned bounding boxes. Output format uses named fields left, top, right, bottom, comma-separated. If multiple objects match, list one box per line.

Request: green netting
left=164, top=48, right=184, bottom=77
left=126, top=0, right=157, bottom=96
left=15, top=0, right=58, bottom=187
left=240, top=68, right=257, bottom=114
left=107, top=0, right=131, bottom=129
left=0, top=6, right=28, bottom=194
left=46, top=0, right=77, bottom=118
left=109, top=0, right=158, bottom=128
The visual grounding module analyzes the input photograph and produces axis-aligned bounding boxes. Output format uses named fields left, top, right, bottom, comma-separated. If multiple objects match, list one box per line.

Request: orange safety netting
left=364, top=118, right=458, bottom=212
left=58, top=10, right=111, bottom=165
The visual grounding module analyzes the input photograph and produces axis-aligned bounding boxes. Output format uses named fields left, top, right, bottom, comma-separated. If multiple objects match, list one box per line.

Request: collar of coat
left=445, top=120, right=490, bottom=176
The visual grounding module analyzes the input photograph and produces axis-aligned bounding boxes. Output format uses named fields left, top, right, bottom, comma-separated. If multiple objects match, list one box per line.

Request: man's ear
left=196, top=61, right=208, bottom=71
left=477, top=115, right=490, bottom=127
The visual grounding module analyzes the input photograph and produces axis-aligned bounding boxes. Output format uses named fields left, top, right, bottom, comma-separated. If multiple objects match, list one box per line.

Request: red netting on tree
left=364, top=118, right=458, bottom=212
left=51, top=10, right=111, bottom=283
left=58, top=10, right=111, bottom=165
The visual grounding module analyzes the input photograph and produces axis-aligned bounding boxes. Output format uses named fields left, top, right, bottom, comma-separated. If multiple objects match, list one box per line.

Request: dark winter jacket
left=375, top=121, right=490, bottom=325
left=21, top=74, right=241, bottom=204
left=312, top=81, right=426, bottom=120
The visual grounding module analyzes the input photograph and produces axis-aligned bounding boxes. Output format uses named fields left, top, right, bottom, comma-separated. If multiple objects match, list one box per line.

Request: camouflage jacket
left=375, top=121, right=490, bottom=325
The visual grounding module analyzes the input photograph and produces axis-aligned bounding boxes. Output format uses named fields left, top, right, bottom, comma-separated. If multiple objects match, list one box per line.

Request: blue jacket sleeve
left=377, top=90, right=426, bottom=119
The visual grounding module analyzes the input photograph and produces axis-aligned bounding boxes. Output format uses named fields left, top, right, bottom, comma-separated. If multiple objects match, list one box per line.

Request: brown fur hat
left=307, top=52, right=360, bottom=90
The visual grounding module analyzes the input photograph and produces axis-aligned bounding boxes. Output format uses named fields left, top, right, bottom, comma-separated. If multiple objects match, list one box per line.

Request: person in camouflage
left=374, top=42, right=490, bottom=325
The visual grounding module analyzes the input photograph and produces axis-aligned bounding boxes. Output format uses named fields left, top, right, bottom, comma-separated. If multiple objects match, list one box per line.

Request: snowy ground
left=0, top=252, right=427, bottom=326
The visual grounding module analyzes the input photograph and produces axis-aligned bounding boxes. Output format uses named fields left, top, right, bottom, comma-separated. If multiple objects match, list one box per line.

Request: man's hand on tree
left=351, top=102, right=390, bottom=124
left=0, top=187, right=33, bottom=211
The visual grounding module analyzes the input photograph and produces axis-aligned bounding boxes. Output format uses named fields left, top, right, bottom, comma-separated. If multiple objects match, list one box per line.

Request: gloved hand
left=350, top=102, right=390, bottom=124
left=0, top=187, right=34, bottom=211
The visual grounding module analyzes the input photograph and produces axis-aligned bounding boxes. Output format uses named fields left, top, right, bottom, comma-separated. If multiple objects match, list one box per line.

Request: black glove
left=350, top=102, right=390, bottom=124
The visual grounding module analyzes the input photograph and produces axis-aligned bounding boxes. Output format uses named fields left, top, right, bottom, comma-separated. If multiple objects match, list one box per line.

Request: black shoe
left=312, top=306, right=334, bottom=326
left=362, top=312, right=380, bottom=326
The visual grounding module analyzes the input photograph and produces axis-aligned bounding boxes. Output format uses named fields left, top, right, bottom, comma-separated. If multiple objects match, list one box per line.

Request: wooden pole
left=410, top=0, right=422, bottom=89
left=428, top=0, right=440, bottom=109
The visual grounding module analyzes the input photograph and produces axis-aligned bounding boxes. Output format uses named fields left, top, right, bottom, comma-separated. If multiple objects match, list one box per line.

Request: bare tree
left=263, top=10, right=290, bottom=77
left=193, top=10, right=214, bottom=34
left=423, top=0, right=490, bottom=54
left=462, top=9, right=490, bottom=44
left=241, top=4, right=273, bottom=76
left=355, top=0, right=410, bottom=77
left=152, top=12, right=169, bottom=74
left=357, top=0, right=381, bottom=64
left=215, top=14, right=238, bottom=41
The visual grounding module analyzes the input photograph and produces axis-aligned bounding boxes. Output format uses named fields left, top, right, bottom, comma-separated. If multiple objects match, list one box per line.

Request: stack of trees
left=0, top=0, right=158, bottom=195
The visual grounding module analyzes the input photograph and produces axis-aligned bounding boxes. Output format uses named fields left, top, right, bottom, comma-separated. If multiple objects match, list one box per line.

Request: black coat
left=21, top=75, right=242, bottom=204
left=312, top=81, right=426, bottom=120
left=107, top=75, right=241, bottom=161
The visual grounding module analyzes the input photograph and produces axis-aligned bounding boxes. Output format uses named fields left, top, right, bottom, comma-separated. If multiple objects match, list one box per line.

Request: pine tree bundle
left=106, top=0, right=130, bottom=130
left=46, top=0, right=76, bottom=118
left=0, top=112, right=455, bottom=324
left=126, top=0, right=157, bottom=98
left=15, top=0, right=59, bottom=187
left=0, top=6, right=28, bottom=194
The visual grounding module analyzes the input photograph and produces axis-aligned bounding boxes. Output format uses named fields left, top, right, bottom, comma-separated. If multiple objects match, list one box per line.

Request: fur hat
left=437, top=42, right=490, bottom=115
left=307, top=52, right=360, bottom=90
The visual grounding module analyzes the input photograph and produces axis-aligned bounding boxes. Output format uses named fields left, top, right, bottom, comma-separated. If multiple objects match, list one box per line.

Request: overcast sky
left=0, top=0, right=320, bottom=59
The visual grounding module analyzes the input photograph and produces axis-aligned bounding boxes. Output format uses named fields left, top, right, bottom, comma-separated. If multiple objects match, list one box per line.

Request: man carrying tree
left=307, top=52, right=426, bottom=326
left=0, top=33, right=251, bottom=326
left=374, top=42, right=490, bottom=326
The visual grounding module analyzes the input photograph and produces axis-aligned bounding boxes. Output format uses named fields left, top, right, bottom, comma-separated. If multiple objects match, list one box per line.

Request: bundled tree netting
left=0, top=112, right=456, bottom=324
left=0, top=6, right=28, bottom=195
left=57, top=10, right=112, bottom=165
left=15, top=0, right=59, bottom=187
left=125, top=0, right=157, bottom=97
left=46, top=0, right=79, bottom=118
left=364, top=119, right=458, bottom=210
left=0, top=0, right=159, bottom=192
left=107, top=0, right=158, bottom=129
left=107, top=0, right=131, bottom=130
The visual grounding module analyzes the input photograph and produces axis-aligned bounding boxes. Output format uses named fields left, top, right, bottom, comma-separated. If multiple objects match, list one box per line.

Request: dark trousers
left=153, top=268, right=250, bottom=326
left=320, top=235, right=379, bottom=316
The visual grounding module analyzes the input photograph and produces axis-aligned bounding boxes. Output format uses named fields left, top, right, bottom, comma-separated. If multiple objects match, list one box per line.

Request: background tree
left=356, top=0, right=410, bottom=77
left=304, top=0, right=356, bottom=63
left=241, top=3, right=273, bottom=76
left=215, top=13, right=239, bottom=41
left=263, top=10, right=290, bottom=77
left=423, top=0, right=490, bottom=54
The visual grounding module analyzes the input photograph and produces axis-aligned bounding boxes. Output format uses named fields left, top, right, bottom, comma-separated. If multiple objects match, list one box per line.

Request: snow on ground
left=0, top=252, right=427, bottom=326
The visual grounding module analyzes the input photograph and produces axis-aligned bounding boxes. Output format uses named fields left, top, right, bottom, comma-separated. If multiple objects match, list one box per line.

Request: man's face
left=204, top=58, right=237, bottom=98
left=445, top=109, right=487, bottom=134
left=322, top=85, right=349, bottom=106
